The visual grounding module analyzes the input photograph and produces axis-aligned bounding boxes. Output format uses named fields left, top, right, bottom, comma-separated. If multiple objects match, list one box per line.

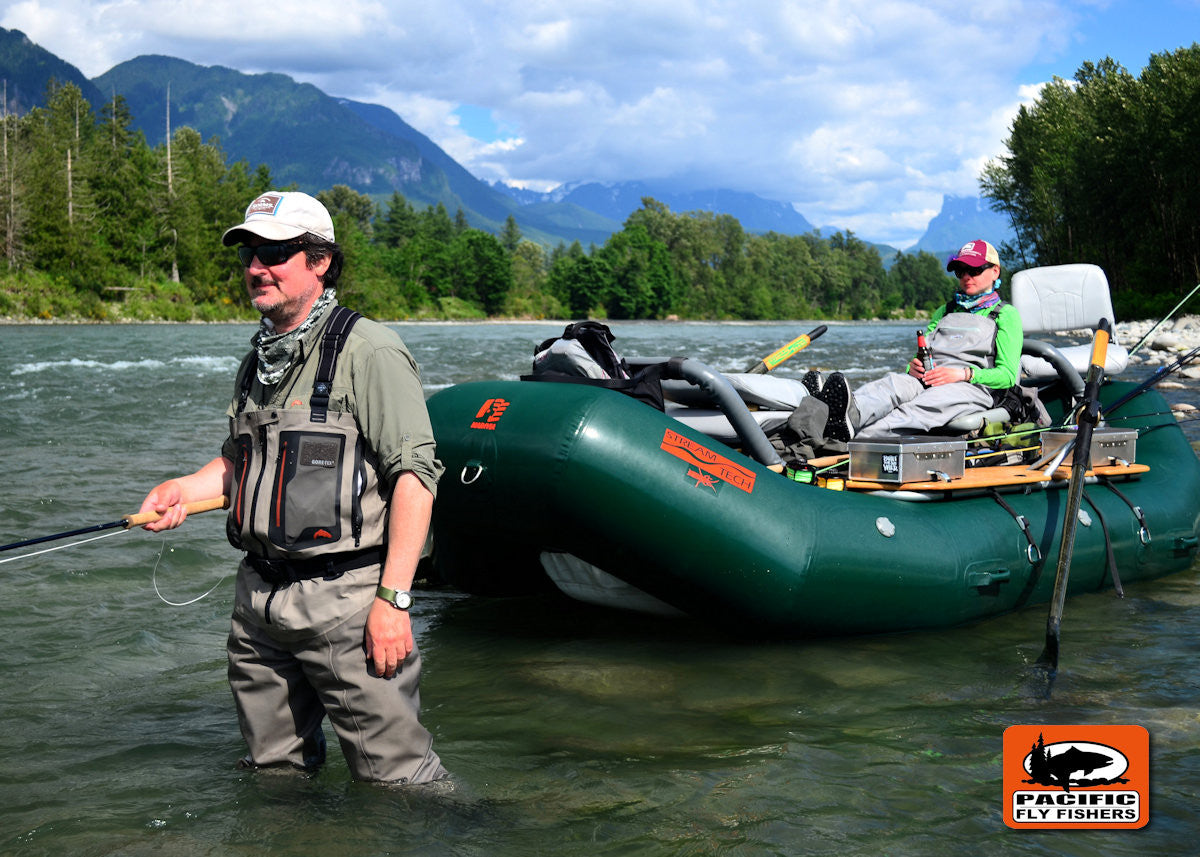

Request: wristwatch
left=376, top=585, right=413, bottom=610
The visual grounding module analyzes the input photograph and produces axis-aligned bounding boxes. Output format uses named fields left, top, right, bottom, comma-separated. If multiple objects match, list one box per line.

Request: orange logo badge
left=470, top=397, right=510, bottom=430
left=660, top=428, right=756, bottom=494
left=1003, top=724, right=1149, bottom=829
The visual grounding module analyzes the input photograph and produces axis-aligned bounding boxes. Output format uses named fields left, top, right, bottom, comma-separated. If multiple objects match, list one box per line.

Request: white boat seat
left=1010, top=263, right=1128, bottom=386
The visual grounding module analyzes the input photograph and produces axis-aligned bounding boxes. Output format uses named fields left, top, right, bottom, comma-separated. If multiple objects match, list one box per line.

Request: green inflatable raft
left=425, top=372, right=1200, bottom=636
left=426, top=264, right=1200, bottom=636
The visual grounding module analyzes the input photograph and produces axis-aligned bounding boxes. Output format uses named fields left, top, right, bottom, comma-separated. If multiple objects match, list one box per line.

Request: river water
left=2, top=320, right=1198, bottom=856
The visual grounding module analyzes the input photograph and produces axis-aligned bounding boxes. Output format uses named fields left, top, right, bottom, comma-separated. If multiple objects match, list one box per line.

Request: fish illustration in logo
left=1023, top=734, right=1130, bottom=792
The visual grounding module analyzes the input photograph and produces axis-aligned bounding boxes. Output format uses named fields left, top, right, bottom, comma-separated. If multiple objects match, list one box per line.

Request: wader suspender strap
left=234, top=307, right=364, bottom=417
left=988, top=488, right=1043, bottom=565
left=236, top=360, right=253, bottom=415
left=309, top=306, right=362, bottom=423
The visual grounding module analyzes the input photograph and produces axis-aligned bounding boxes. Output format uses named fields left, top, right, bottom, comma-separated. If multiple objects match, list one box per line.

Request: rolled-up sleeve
left=351, top=339, right=444, bottom=498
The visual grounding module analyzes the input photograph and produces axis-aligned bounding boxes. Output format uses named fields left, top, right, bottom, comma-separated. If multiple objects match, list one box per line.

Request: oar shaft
left=1038, top=319, right=1110, bottom=672
left=1044, top=419, right=1095, bottom=632
left=746, top=325, right=827, bottom=374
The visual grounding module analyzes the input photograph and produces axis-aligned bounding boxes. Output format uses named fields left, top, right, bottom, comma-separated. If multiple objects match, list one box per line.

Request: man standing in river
left=137, top=191, right=447, bottom=785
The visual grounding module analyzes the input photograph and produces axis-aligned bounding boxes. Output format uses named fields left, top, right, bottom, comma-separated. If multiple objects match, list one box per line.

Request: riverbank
left=6, top=314, right=1200, bottom=353
left=1118, top=316, right=1200, bottom=376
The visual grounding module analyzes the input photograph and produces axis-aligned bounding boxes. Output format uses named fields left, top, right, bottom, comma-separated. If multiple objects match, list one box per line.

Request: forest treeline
left=982, top=44, right=1200, bottom=318
left=0, top=82, right=951, bottom=322
left=3, top=45, right=1199, bottom=322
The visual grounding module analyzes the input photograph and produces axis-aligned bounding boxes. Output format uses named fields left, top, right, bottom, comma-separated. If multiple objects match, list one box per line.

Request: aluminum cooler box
left=1040, top=427, right=1138, bottom=466
left=848, top=435, right=967, bottom=483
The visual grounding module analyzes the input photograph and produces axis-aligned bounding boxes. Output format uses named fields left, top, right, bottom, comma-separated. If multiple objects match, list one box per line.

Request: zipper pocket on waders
left=267, top=430, right=347, bottom=551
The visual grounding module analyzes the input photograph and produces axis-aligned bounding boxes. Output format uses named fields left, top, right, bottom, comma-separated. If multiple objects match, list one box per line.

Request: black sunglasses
left=951, top=263, right=993, bottom=278
left=237, top=242, right=308, bottom=268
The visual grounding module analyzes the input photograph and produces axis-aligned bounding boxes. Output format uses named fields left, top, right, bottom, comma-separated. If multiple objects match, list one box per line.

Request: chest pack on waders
left=933, top=300, right=1047, bottom=427
left=227, top=307, right=392, bottom=566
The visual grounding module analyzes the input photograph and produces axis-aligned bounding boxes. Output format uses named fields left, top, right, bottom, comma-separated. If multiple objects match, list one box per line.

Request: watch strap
left=375, top=585, right=411, bottom=609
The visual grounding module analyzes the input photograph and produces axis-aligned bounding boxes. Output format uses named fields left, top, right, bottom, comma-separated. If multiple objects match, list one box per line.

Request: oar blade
left=746, top=325, right=828, bottom=374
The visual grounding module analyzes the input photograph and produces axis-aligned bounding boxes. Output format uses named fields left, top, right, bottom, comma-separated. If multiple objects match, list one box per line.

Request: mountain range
left=0, top=26, right=1013, bottom=257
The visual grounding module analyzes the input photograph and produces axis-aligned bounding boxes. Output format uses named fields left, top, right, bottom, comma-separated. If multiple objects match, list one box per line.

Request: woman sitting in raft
left=798, top=239, right=1025, bottom=449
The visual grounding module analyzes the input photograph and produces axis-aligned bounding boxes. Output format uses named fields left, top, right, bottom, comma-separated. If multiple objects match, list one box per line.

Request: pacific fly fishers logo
left=1003, top=725, right=1148, bottom=829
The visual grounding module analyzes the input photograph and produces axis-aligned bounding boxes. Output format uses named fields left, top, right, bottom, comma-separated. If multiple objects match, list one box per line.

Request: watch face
left=393, top=591, right=413, bottom=609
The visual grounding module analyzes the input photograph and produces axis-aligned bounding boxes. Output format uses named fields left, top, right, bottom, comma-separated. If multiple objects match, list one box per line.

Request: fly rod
left=0, top=496, right=229, bottom=555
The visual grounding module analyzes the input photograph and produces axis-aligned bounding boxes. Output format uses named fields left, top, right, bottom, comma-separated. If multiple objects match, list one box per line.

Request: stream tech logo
left=1003, top=724, right=1149, bottom=829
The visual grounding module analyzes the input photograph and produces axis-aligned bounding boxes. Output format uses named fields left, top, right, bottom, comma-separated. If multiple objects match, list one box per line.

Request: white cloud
left=0, top=0, right=1130, bottom=245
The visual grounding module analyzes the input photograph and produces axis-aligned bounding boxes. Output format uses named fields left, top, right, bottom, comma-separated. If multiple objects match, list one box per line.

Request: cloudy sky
left=3, top=0, right=1198, bottom=246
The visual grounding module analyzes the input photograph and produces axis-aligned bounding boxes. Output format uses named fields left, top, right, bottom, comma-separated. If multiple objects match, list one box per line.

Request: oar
left=1036, top=319, right=1111, bottom=676
left=745, top=325, right=827, bottom=374
left=0, top=496, right=230, bottom=554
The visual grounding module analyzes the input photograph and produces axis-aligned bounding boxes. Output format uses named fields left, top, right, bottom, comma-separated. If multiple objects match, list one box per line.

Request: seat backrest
left=1010, top=263, right=1128, bottom=382
left=1010, top=263, right=1115, bottom=334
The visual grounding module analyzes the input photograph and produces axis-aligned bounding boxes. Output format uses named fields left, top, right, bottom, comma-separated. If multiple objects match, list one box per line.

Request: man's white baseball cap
left=221, top=191, right=336, bottom=246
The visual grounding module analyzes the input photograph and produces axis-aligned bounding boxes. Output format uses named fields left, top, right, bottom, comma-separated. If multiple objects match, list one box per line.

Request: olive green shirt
left=222, top=302, right=443, bottom=497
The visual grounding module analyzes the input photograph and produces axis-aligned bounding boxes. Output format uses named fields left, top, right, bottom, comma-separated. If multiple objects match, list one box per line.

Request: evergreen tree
left=92, top=93, right=158, bottom=282
left=499, top=214, right=522, bottom=253
left=21, top=81, right=106, bottom=290
left=422, top=202, right=455, bottom=243
left=377, top=191, right=417, bottom=248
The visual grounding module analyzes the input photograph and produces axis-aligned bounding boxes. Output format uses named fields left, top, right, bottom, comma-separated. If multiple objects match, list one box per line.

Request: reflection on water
left=2, top=322, right=1197, bottom=857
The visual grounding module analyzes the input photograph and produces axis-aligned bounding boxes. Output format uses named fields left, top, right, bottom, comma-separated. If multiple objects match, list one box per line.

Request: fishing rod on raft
left=1127, top=282, right=1200, bottom=357
left=1105, top=344, right=1200, bottom=416
left=0, top=496, right=230, bottom=561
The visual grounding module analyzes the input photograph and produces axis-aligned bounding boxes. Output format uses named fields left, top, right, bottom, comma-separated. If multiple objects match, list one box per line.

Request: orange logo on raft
left=1003, top=724, right=1149, bottom=829
left=661, top=429, right=756, bottom=493
left=314, top=529, right=333, bottom=539
left=470, top=398, right=510, bottom=431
